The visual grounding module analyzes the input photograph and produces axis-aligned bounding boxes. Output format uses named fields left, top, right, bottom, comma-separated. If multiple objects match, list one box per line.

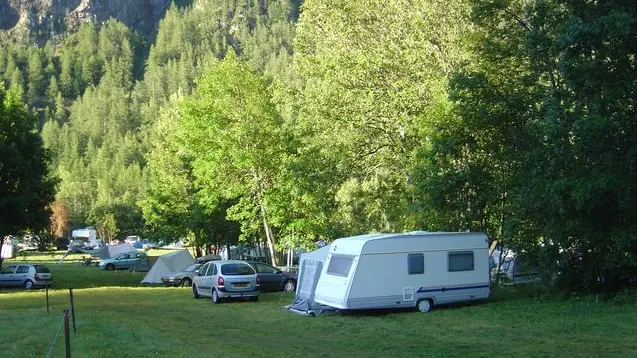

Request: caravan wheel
left=417, top=299, right=433, bottom=313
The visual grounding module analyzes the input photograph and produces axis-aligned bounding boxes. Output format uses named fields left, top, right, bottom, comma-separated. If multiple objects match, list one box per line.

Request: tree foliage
left=0, top=85, right=57, bottom=266
left=1, top=0, right=635, bottom=291
left=49, top=200, right=70, bottom=238
left=294, top=0, right=472, bottom=235
left=433, top=0, right=637, bottom=291
left=177, top=55, right=288, bottom=265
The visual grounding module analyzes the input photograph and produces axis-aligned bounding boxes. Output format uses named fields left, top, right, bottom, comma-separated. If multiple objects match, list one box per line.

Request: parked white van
left=313, top=231, right=490, bottom=313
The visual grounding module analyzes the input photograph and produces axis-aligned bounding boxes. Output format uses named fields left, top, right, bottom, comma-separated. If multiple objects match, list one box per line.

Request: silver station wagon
left=0, top=264, right=53, bottom=289
left=192, top=260, right=260, bottom=303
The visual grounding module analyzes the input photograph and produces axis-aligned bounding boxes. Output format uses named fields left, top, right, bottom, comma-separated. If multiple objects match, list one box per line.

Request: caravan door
left=314, top=254, right=357, bottom=309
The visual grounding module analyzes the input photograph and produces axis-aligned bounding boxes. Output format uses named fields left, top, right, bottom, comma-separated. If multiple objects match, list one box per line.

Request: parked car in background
left=16, top=235, right=39, bottom=251
left=98, top=250, right=148, bottom=271
left=125, top=235, right=140, bottom=244
left=161, top=263, right=202, bottom=287
left=142, top=240, right=158, bottom=251
left=192, top=260, right=260, bottom=303
left=246, top=261, right=297, bottom=292
left=195, top=254, right=222, bottom=263
left=0, top=264, right=53, bottom=289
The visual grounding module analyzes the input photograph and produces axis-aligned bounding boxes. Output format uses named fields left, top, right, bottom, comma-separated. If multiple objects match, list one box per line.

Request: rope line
left=45, top=310, right=66, bottom=358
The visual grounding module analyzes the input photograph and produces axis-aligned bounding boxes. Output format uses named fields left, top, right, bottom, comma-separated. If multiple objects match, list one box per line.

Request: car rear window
left=35, top=265, right=51, bottom=273
left=221, top=263, right=255, bottom=276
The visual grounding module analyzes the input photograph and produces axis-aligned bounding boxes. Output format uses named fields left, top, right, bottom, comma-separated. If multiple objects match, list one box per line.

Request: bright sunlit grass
left=1, top=255, right=637, bottom=357
left=8, top=248, right=183, bottom=263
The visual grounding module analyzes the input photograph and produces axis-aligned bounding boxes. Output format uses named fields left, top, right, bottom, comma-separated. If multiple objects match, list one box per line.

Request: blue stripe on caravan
left=416, top=284, right=490, bottom=293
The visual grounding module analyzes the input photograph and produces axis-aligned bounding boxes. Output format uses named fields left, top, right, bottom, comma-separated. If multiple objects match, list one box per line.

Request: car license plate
left=234, top=282, right=248, bottom=288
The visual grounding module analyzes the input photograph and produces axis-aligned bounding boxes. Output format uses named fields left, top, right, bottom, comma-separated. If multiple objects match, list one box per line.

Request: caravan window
left=448, top=251, right=474, bottom=272
left=327, top=255, right=354, bottom=277
left=408, top=254, right=424, bottom=275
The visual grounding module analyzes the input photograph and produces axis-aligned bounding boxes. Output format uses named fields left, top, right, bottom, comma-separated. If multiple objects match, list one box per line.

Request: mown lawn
left=1, top=254, right=636, bottom=357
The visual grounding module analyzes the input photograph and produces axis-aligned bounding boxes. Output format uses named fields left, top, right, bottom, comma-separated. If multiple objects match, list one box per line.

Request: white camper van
left=313, top=231, right=490, bottom=313
left=69, top=227, right=100, bottom=251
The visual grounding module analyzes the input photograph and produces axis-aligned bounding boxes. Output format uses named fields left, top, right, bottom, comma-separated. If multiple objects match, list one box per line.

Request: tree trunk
left=0, top=236, right=5, bottom=268
left=255, top=234, right=265, bottom=262
left=259, top=200, right=278, bottom=267
left=489, top=239, right=499, bottom=257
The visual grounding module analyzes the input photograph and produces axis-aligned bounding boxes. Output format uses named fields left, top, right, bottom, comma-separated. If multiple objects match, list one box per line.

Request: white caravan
left=313, top=231, right=490, bottom=313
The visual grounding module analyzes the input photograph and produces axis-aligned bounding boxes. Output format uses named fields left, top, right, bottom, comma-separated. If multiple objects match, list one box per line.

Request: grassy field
left=2, top=250, right=172, bottom=289
left=1, top=252, right=636, bottom=358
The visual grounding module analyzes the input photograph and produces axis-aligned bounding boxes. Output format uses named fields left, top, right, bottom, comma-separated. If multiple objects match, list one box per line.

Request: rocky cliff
left=0, top=0, right=172, bottom=43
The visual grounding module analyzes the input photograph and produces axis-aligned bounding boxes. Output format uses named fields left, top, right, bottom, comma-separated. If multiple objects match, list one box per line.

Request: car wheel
left=180, top=278, right=192, bottom=287
left=283, top=279, right=296, bottom=292
left=24, top=279, right=34, bottom=289
left=106, top=263, right=115, bottom=271
left=212, top=288, right=221, bottom=304
left=417, top=299, right=433, bottom=313
left=192, top=284, right=201, bottom=299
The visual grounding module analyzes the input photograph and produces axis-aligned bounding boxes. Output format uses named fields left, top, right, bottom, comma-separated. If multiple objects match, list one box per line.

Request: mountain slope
left=0, top=0, right=172, bottom=44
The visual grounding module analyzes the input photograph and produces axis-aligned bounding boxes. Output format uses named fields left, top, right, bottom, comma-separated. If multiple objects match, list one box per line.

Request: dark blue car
left=246, top=261, right=297, bottom=292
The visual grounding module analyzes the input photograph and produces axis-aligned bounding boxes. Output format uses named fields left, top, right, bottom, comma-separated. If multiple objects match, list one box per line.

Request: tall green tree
left=26, top=48, right=45, bottom=110
left=294, top=0, right=472, bottom=235
left=140, top=102, right=194, bottom=241
left=141, top=96, right=240, bottom=253
left=0, top=86, right=57, bottom=266
left=178, top=55, right=288, bottom=265
left=438, top=0, right=637, bottom=291
left=2, top=1, right=302, bottom=243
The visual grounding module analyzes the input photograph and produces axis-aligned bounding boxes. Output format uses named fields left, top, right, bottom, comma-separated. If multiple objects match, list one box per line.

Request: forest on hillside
left=1, top=0, right=636, bottom=291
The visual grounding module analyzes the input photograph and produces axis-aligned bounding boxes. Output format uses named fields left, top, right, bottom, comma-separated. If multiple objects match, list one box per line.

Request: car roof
left=209, top=260, right=251, bottom=265
left=5, top=263, right=45, bottom=267
left=181, top=263, right=201, bottom=268
left=246, top=261, right=275, bottom=267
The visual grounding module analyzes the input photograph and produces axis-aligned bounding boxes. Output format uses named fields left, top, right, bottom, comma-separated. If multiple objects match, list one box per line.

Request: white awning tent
left=89, top=243, right=136, bottom=260
left=58, top=242, right=137, bottom=263
left=286, top=244, right=333, bottom=316
left=490, top=249, right=540, bottom=285
left=141, top=249, right=195, bottom=284
left=1, top=237, right=16, bottom=259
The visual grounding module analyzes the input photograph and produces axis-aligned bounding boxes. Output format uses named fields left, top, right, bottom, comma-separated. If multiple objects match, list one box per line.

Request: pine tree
left=27, top=49, right=45, bottom=108
left=59, top=49, right=76, bottom=98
